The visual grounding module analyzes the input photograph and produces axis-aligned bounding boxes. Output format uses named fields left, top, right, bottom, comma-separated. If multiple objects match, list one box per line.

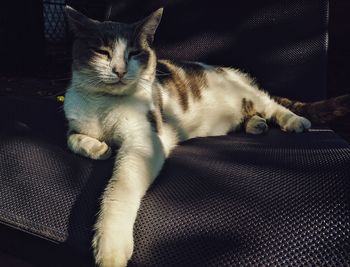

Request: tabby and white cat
left=63, top=6, right=346, bottom=267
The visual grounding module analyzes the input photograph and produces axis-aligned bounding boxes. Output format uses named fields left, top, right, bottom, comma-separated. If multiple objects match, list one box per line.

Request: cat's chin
left=103, top=80, right=127, bottom=86
left=101, top=82, right=137, bottom=96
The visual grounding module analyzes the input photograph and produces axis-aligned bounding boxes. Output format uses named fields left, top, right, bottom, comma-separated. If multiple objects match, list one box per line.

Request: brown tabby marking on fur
left=188, top=75, right=202, bottom=99
left=273, top=95, right=350, bottom=124
left=154, top=84, right=164, bottom=114
left=156, top=60, right=208, bottom=111
left=176, top=61, right=207, bottom=100
left=241, top=98, right=265, bottom=122
left=156, top=61, right=179, bottom=107
left=147, top=84, right=164, bottom=133
left=147, top=109, right=162, bottom=133
left=161, top=60, right=190, bottom=110
left=241, top=98, right=255, bottom=118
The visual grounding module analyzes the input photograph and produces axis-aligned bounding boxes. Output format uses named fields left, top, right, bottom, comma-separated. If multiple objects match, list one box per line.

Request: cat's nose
left=112, top=67, right=126, bottom=79
left=116, top=71, right=127, bottom=79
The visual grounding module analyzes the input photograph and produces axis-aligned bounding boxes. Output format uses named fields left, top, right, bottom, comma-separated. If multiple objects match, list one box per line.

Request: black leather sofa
left=1, top=0, right=350, bottom=266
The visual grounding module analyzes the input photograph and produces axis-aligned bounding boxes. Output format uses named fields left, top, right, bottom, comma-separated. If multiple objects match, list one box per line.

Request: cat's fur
left=63, top=6, right=349, bottom=267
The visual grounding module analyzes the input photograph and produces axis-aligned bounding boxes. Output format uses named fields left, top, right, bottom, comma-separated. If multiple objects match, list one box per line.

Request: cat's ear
left=134, top=8, right=163, bottom=46
left=64, top=5, right=99, bottom=38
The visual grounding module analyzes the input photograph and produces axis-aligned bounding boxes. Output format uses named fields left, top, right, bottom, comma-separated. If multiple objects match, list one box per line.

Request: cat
left=63, top=6, right=350, bottom=267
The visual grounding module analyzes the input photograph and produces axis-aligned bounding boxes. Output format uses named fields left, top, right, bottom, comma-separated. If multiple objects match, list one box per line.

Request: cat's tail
left=272, top=94, right=350, bottom=125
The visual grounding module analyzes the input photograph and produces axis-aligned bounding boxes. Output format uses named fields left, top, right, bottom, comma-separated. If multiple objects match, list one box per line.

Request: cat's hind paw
left=282, top=116, right=311, bottom=133
left=245, top=115, right=269, bottom=135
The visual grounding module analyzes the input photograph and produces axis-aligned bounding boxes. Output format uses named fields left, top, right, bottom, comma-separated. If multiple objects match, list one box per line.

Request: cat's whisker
left=73, top=78, right=104, bottom=88
left=73, top=76, right=102, bottom=84
left=123, top=77, right=137, bottom=81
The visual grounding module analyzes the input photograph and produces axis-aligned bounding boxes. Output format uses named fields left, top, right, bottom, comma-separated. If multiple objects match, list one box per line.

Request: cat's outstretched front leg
left=93, top=130, right=166, bottom=267
left=68, top=133, right=112, bottom=160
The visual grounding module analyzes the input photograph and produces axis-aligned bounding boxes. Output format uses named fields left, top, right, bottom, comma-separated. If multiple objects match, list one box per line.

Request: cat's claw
left=282, top=116, right=311, bottom=133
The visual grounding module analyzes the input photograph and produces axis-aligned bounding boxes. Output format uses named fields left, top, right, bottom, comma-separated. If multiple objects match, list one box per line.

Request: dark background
left=328, top=0, right=350, bottom=139
left=0, top=1, right=349, bottom=97
left=328, top=0, right=350, bottom=98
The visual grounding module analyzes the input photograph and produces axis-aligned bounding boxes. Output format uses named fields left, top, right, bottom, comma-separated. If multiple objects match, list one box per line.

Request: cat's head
left=65, top=6, right=163, bottom=95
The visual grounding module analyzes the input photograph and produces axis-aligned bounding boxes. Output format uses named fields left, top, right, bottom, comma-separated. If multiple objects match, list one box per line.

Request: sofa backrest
left=68, top=0, right=329, bottom=101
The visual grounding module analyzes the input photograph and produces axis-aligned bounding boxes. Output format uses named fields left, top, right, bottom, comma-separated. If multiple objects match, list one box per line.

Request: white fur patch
left=113, top=38, right=128, bottom=71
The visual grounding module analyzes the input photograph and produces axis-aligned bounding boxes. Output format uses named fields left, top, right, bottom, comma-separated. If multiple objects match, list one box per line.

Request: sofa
left=0, top=0, right=349, bottom=266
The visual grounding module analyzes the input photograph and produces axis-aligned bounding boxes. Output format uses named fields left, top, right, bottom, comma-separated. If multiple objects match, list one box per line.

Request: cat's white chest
left=64, top=88, right=151, bottom=144
left=64, top=89, right=109, bottom=139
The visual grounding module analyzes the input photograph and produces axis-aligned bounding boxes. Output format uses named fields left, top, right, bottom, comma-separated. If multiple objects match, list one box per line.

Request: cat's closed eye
left=128, top=50, right=143, bottom=60
left=93, top=48, right=111, bottom=59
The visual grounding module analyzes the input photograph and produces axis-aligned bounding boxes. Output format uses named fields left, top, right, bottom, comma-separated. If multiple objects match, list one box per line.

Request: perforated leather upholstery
left=1, top=1, right=349, bottom=266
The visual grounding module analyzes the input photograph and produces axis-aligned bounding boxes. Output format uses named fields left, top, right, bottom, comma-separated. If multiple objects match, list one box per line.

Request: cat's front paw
left=68, top=134, right=112, bottom=160
left=93, top=226, right=134, bottom=267
left=84, top=140, right=112, bottom=160
left=282, top=116, right=311, bottom=133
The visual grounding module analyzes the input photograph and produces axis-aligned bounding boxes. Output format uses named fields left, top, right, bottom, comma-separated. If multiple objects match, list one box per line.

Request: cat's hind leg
left=241, top=95, right=311, bottom=134
left=278, top=113, right=311, bottom=133
left=67, top=133, right=112, bottom=160
left=265, top=100, right=311, bottom=133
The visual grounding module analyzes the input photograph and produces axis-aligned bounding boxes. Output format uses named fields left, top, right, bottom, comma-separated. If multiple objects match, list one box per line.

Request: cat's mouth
left=103, top=80, right=127, bottom=86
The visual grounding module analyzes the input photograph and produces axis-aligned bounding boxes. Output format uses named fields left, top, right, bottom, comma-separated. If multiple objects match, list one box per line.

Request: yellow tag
left=57, top=96, right=65, bottom=102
